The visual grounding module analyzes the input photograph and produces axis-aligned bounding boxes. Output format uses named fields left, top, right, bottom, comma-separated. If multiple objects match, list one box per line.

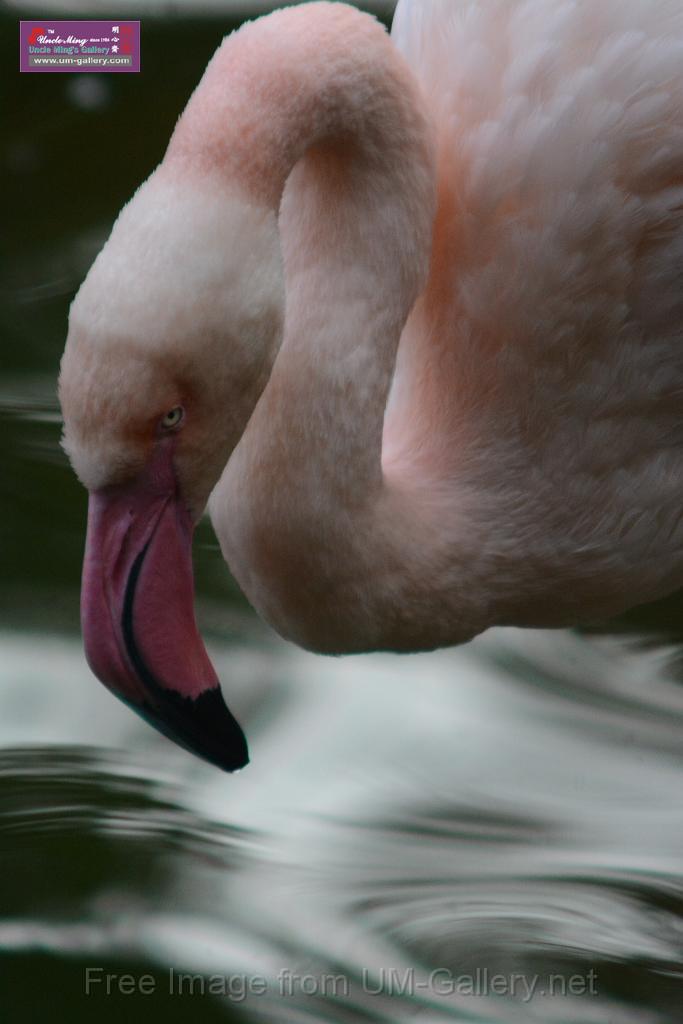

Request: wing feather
left=386, top=0, right=683, bottom=582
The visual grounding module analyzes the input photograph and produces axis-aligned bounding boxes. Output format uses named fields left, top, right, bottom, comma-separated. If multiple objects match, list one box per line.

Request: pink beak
left=81, top=442, right=248, bottom=771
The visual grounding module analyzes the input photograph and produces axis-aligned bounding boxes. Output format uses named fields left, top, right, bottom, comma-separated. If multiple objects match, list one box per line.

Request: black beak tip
left=135, top=685, right=250, bottom=773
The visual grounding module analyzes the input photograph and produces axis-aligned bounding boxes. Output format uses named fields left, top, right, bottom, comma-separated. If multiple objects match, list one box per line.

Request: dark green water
left=3, top=7, right=683, bottom=1022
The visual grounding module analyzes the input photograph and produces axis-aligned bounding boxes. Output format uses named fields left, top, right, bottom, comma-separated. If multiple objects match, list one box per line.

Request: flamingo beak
left=80, top=443, right=249, bottom=771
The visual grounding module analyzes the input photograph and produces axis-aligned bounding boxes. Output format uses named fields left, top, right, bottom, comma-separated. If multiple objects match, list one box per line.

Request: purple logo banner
left=20, top=20, right=141, bottom=73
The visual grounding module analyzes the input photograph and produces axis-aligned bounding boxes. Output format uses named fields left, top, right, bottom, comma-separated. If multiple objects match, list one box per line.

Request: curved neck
left=169, top=4, right=434, bottom=486
left=175, top=4, right=440, bottom=650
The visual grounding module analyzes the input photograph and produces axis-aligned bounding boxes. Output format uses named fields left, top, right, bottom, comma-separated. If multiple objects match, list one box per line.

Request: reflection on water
left=1, top=600, right=682, bottom=1021
left=3, top=6, right=683, bottom=1021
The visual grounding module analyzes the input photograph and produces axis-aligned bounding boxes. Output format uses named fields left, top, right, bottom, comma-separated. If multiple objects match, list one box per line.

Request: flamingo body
left=58, top=1, right=683, bottom=768
left=384, top=0, right=683, bottom=633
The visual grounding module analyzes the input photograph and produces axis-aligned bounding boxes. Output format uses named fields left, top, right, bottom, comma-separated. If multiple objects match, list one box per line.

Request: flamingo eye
left=161, top=406, right=184, bottom=431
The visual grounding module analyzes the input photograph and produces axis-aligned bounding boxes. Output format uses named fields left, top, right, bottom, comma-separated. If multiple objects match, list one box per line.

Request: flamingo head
left=58, top=169, right=284, bottom=770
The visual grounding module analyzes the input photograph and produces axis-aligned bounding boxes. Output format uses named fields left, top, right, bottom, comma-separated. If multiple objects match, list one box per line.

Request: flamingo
left=58, top=0, right=683, bottom=770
